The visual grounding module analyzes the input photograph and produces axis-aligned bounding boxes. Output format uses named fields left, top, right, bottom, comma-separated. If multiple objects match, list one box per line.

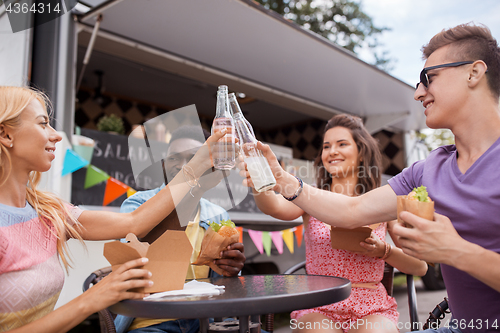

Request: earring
left=10, top=144, right=13, bottom=148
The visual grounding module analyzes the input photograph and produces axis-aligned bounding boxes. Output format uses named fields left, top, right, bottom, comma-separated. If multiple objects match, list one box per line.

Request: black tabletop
left=109, top=274, right=351, bottom=319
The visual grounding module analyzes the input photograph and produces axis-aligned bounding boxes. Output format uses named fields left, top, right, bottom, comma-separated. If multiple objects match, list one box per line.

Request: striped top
left=0, top=201, right=82, bottom=332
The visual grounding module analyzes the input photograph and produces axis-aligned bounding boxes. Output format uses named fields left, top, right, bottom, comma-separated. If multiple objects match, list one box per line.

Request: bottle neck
left=232, top=111, right=244, bottom=120
left=216, top=91, right=231, bottom=118
left=234, top=118, right=256, bottom=144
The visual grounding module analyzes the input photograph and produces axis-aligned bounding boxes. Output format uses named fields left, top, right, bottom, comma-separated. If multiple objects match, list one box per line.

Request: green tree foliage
left=255, top=0, right=393, bottom=69
left=417, top=129, right=455, bottom=151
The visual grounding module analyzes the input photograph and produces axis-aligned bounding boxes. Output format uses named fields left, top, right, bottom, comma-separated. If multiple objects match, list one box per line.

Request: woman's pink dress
left=290, top=216, right=398, bottom=332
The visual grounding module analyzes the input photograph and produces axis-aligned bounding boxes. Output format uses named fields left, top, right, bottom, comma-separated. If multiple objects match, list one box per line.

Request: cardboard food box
left=397, top=196, right=434, bottom=228
left=103, top=231, right=193, bottom=293
left=330, top=223, right=380, bottom=252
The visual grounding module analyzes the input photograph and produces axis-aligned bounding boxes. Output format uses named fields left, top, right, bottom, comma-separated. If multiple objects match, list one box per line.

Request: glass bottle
left=211, top=85, right=236, bottom=170
left=229, top=93, right=276, bottom=192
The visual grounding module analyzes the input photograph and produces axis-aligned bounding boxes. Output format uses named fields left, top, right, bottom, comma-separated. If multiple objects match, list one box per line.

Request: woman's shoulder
left=0, top=201, right=38, bottom=227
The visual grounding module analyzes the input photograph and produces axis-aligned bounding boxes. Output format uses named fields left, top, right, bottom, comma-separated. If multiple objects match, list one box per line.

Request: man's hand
left=213, top=242, right=245, bottom=277
left=392, top=211, right=465, bottom=265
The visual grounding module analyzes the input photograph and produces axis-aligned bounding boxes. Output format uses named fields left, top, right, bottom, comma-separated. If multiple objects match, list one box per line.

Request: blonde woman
left=0, top=86, right=225, bottom=332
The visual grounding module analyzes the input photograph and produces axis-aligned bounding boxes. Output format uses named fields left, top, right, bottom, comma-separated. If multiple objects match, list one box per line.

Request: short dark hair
left=314, top=114, right=382, bottom=194
left=169, top=125, right=210, bottom=144
left=422, top=22, right=500, bottom=99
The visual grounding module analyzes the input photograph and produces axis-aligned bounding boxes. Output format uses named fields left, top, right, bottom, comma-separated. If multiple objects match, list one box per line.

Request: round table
left=109, top=274, right=351, bottom=333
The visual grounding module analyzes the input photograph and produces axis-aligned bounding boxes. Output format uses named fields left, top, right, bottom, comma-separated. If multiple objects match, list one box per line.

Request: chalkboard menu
left=71, top=128, right=169, bottom=207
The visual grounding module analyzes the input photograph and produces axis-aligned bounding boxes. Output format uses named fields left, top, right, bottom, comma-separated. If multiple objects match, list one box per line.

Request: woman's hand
left=353, top=233, right=386, bottom=258
left=188, top=129, right=228, bottom=178
left=80, top=258, right=153, bottom=314
left=237, top=141, right=287, bottom=191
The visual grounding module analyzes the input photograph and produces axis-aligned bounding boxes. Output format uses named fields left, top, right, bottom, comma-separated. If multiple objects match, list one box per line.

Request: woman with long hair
left=0, top=86, right=225, bottom=332
left=247, top=114, right=427, bottom=333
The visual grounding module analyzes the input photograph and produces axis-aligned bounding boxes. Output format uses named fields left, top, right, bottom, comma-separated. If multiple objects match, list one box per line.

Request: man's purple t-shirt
left=388, top=140, right=500, bottom=332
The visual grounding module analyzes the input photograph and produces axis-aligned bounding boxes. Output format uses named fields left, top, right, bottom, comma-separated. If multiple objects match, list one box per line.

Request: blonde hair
left=0, top=86, right=83, bottom=270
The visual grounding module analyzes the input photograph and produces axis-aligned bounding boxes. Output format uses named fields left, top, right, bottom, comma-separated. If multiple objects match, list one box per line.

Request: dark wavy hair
left=314, top=114, right=382, bottom=195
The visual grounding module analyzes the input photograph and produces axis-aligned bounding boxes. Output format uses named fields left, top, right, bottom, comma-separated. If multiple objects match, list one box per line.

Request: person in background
left=241, top=23, right=500, bottom=333
left=0, top=86, right=225, bottom=333
left=251, top=114, right=427, bottom=333
left=114, top=125, right=245, bottom=333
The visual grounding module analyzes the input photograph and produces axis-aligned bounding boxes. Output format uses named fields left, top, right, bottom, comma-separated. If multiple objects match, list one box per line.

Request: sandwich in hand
left=397, top=185, right=434, bottom=228
left=192, top=220, right=239, bottom=275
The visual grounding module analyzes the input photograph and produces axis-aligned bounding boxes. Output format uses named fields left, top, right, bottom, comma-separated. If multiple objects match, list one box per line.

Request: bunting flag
left=127, top=188, right=137, bottom=198
left=262, top=231, right=272, bottom=256
left=271, top=231, right=284, bottom=254
left=62, top=149, right=89, bottom=176
left=103, top=177, right=130, bottom=206
left=248, top=230, right=264, bottom=254
left=282, top=228, right=294, bottom=254
left=84, top=165, right=110, bottom=189
left=62, top=144, right=138, bottom=206
left=294, top=224, right=304, bottom=247
left=235, top=227, right=243, bottom=244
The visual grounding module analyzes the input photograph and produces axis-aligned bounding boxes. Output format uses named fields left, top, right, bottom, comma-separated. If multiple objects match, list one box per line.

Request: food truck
left=0, top=0, right=436, bottom=307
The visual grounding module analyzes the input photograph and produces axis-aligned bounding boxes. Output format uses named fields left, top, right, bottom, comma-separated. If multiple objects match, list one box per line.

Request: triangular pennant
left=103, top=177, right=129, bottom=206
left=127, top=188, right=137, bottom=197
left=294, top=224, right=304, bottom=247
left=282, top=229, right=294, bottom=254
left=262, top=232, right=272, bottom=257
left=84, top=165, right=110, bottom=189
left=248, top=230, right=263, bottom=254
left=271, top=231, right=284, bottom=254
left=235, top=227, right=243, bottom=244
left=62, top=149, right=89, bottom=176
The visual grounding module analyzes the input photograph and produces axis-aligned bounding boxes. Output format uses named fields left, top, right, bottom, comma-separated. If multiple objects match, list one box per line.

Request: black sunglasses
left=416, top=61, right=474, bottom=89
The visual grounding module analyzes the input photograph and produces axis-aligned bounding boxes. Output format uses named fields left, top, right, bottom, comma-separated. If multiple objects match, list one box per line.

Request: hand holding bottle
left=238, top=141, right=305, bottom=198
left=187, top=129, right=229, bottom=179
left=212, top=85, right=237, bottom=170
left=230, top=93, right=276, bottom=192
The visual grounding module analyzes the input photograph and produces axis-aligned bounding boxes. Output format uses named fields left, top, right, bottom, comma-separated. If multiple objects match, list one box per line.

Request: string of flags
left=236, top=225, right=304, bottom=256
left=62, top=147, right=137, bottom=206
left=62, top=144, right=305, bottom=255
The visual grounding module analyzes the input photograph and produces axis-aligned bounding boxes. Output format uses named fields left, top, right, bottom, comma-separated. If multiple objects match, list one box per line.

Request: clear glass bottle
left=229, top=93, right=276, bottom=192
left=211, top=85, right=236, bottom=170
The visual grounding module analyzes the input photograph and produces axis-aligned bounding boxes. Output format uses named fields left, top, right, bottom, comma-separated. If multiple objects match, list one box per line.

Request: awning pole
left=78, top=0, right=124, bottom=22
left=75, top=14, right=103, bottom=94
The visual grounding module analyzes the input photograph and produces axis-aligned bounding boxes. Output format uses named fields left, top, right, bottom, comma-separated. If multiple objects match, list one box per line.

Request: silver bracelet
left=182, top=164, right=200, bottom=197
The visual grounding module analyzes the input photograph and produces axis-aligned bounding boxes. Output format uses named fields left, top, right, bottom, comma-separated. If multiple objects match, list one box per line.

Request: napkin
left=144, top=280, right=225, bottom=300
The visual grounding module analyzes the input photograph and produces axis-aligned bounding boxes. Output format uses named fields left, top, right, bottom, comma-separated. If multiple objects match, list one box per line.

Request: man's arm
left=394, top=212, right=500, bottom=292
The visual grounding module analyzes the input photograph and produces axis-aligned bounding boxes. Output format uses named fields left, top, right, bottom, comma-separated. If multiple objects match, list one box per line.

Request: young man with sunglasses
left=242, top=23, right=500, bottom=333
